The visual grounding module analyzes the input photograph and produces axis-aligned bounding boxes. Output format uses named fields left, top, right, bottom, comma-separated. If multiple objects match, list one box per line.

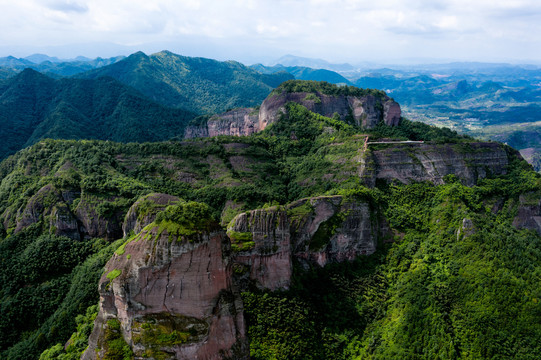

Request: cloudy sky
left=0, top=0, right=540, bottom=64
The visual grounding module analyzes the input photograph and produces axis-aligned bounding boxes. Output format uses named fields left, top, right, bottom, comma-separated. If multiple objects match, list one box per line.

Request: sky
left=1, top=0, right=540, bottom=65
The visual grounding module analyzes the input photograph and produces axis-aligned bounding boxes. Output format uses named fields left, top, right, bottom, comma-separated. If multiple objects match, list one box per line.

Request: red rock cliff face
left=228, top=196, right=386, bottom=290
left=258, top=91, right=401, bottom=130
left=84, top=194, right=388, bottom=358
left=83, top=225, right=247, bottom=360
left=184, top=91, right=401, bottom=139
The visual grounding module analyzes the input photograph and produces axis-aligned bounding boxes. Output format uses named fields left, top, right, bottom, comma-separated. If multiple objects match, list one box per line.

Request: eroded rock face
left=228, top=195, right=386, bottom=290
left=13, top=184, right=81, bottom=240
left=83, top=225, right=248, bottom=360
left=184, top=108, right=260, bottom=139
left=184, top=90, right=401, bottom=139
left=259, top=91, right=401, bottom=130
left=513, top=193, right=541, bottom=235
left=365, top=142, right=510, bottom=186
left=75, top=196, right=124, bottom=240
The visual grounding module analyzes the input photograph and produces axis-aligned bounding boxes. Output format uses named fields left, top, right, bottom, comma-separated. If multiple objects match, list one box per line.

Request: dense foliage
left=80, top=51, right=293, bottom=114
left=0, top=69, right=195, bottom=159
left=251, top=64, right=352, bottom=85
left=0, top=96, right=539, bottom=359
left=272, top=79, right=387, bottom=99
left=244, top=174, right=541, bottom=359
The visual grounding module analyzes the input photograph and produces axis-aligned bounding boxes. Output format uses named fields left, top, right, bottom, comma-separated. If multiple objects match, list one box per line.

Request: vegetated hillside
left=0, top=68, right=195, bottom=159
left=0, top=55, right=125, bottom=78
left=78, top=50, right=294, bottom=114
left=354, top=66, right=541, bottom=170
left=0, top=97, right=539, bottom=359
left=251, top=64, right=352, bottom=85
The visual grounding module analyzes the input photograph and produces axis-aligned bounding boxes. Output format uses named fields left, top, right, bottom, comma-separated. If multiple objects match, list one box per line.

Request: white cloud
left=0, top=0, right=539, bottom=62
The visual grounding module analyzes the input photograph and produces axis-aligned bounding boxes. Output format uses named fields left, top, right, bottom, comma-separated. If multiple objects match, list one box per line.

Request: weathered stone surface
left=184, top=90, right=402, bottom=139
left=184, top=108, right=260, bottom=139
left=75, top=196, right=124, bottom=241
left=259, top=91, right=401, bottom=129
left=14, top=184, right=81, bottom=240
left=513, top=193, right=541, bottom=235
left=366, top=142, right=510, bottom=186
left=83, top=225, right=247, bottom=360
left=122, top=193, right=180, bottom=237
left=228, top=195, right=385, bottom=290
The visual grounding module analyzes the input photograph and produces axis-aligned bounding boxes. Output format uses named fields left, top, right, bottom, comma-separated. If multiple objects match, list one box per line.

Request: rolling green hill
left=78, top=50, right=293, bottom=114
left=0, top=69, right=195, bottom=159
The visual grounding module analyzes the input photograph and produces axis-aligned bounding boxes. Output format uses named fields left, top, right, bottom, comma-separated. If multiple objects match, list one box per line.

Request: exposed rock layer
left=229, top=195, right=385, bottom=290
left=362, top=142, right=510, bottom=187
left=85, top=194, right=386, bottom=358
left=83, top=225, right=248, bottom=360
left=184, top=91, right=401, bottom=139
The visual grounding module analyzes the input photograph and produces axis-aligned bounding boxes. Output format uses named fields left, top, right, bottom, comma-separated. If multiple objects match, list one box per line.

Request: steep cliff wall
left=259, top=91, right=400, bottom=130
left=184, top=108, right=260, bottom=139
left=184, top=89, right=401, bottom=139
left=228, top=195, right=387, bottom=290
left=360, top=142, right=510, bottom=187
left=83, top=219, right=247, bottom=359
left=84, top=194, right=387, bottom=358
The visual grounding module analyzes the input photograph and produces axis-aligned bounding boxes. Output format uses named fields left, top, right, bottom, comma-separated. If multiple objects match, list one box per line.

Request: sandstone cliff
left=184, top=87, right=401, bottom=139
left=360, top=142, right=510, bottom=187
left=228, top=195, right=386, bottom=290
left=513, top=192, right=541, bottom=235
left=184, top=108, right=260, bottom=139
left=258, top=91, right=400, bottom=130
left=83, top=203, right=248, bottom=360
left=84, top=194, right=387, bottom=358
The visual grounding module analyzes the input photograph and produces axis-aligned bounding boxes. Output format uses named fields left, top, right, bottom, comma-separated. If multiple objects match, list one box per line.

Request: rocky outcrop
left=513, top=193, right=541, bottom=235
left=363, top=142, right=510, bottom=186
left=185, top=89, right=401, bottom=139
left=184, top=108, right=260, bottom=139
left=85, top=195, right=387, bottom=358
left=83, top=219, right=248, bottom=360
left=13, top=184, right=81, bottom=240
left=259, top=91, right=400, bottom=130
left=122, top=193, right=180, bottom=237
left=228, top=195, right=386, bottom=290
left=75, top=196, right=124, bottom=241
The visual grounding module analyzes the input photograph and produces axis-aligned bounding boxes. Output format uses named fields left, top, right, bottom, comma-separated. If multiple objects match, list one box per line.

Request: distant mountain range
left=2, top=49, right=541, bottom=168
left=251, top=64, right=352, bottom=85
left=269, top=54, right=356, bottom=72
left=0, top=54, right=125, bottom=78
left=0, top=51, right=296, bottom=159
left=78, top=51, right=293, bottom=114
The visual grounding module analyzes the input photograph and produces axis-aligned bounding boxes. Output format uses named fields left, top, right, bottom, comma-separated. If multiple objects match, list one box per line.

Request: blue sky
left=1, top=0, right=540, bottom=64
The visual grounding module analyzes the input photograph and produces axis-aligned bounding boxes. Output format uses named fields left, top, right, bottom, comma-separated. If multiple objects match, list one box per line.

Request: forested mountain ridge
left=0, top=68, right=196, bottom=160
left=0, top=55, right=125, bottom=78
left=0, top=80, right=539, bottom=359
left=0, top=51, right=297, bottom=161
left=78, top=50, right=294, bottom=114
left=251, top=63, right=352, bottom=85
